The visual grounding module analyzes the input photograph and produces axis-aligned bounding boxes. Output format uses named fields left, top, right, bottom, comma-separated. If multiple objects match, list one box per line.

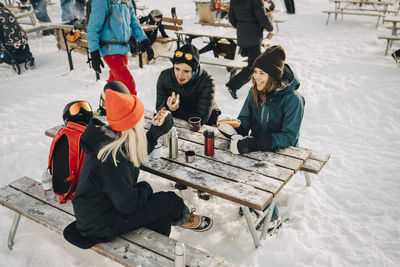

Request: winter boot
left=180, top=208, right=213, bottom=232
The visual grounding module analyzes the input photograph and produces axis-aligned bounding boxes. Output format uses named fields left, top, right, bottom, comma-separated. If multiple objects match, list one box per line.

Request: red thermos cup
left=203, top=130, right=214, bottom=156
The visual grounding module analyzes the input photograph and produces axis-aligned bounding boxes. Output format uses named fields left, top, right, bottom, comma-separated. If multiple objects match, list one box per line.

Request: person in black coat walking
left=156, top=44, right=221, bottom=126
left=226, top=0, right=273, bottom=99
left=71, top=87, right=212, bottom=246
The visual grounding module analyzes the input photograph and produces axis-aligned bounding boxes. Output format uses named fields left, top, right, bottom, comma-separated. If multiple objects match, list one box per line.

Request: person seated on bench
left=219, top=45, right=304, bottom=230
left=87, top=0, right=154, bottom=95
left=156, top=44, right=221, bottom=126
left=69, top=87, right=212, bottom=249
left=139, top=9, right=169, bottom=45
left=218, top=45, right=305, bottom=154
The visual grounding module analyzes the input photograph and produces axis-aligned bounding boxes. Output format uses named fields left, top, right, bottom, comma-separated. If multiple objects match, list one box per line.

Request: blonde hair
left=97, top=118, right=148, bottom=168
left=251, top=74, right=286, bottom=107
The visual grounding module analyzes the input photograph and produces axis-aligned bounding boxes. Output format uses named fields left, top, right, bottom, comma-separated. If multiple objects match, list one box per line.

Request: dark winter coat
left=228, top=0, right=273, bottom=48
left=156, top=67, right=219, bottom=125
left=139, top=15, right=168, bottom=44
left=72, top=118, right=153, bottom=240
left=237, top=64, right=305, bottom=150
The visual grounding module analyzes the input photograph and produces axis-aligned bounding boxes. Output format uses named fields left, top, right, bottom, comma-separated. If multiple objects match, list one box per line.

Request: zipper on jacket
left=260, top=104, right=265, bottom=122
left=266, top=98, right=272, bottom=123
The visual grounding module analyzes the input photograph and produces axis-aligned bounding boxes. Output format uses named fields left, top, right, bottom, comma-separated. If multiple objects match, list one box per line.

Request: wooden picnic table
left=383, top=16, right=400, bottom=35
left=45, top=111, right=330, bottom=248
left=175, top=28, right=238, bottom=56
left=328, top=0, right=394, bottom=15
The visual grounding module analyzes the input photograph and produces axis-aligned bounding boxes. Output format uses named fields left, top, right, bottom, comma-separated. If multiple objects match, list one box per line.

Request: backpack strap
left=103, top=0, right=129, bottom=29
left=48, top=122, right=86, bottom=203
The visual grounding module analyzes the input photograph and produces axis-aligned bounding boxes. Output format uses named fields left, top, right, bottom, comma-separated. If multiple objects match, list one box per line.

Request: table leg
left=8, top=213, right=21, bottom=250
left=241, top=206, right=261, bottom=248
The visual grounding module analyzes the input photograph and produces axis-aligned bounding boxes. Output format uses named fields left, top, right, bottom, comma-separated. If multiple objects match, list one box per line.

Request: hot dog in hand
left=152, top=107, right=170, bottom=126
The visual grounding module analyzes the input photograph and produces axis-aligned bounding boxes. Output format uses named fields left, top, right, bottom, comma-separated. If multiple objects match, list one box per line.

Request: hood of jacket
left=80, top=117, right=119, bottom=156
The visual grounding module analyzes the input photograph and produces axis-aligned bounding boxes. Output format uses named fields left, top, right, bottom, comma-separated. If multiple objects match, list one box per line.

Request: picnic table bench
left=44, top=111, right=330, bottom=248
left=378, top=16, right=400, bottom=55
left=0, top=177, right=229, bottom=266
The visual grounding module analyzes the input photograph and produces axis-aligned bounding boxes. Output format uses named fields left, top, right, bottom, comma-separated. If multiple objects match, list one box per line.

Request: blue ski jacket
left=87, top=0, right=148, bottom=56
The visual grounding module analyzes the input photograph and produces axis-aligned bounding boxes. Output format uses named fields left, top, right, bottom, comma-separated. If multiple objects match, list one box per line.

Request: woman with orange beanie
left=69, top=90, right=212, bottom=248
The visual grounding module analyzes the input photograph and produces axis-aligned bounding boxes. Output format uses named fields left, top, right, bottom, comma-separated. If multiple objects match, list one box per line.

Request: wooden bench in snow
left=0, top=176, right=229, bottom=266
left=158, top=51, right=247, bottom=79
left=377, top=35, right=400, bottom=55
left=45, top=112, right=330, bottom=248
left=322, top=10, right=384, bottom=28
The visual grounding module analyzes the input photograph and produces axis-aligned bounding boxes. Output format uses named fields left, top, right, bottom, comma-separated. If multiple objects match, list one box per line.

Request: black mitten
left=89, top=50, right=104, bottom=73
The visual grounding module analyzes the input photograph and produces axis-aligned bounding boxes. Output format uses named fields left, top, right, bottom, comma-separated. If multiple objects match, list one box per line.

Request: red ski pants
left=103, top=54, right=136, bottom=95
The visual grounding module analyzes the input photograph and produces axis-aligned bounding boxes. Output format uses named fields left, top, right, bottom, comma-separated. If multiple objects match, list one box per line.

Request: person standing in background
left=87, top=0, right=154, bottom=95
left=226, top=0, right=273, bottom=99
left=59, top=0, right=82, bottom=22
left=28, top=0, right=54, bottom=35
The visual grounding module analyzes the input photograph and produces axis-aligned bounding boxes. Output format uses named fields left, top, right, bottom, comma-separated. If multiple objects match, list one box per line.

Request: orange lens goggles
left=175, top=50, right=193, bottom=61
left=69, top=101, right=92, bottom=116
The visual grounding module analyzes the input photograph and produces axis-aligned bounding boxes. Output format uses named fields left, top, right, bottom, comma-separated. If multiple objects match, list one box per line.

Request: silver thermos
left=170, top=127, right=178, bottom=159
left=165, top=127, right=178, bottom=159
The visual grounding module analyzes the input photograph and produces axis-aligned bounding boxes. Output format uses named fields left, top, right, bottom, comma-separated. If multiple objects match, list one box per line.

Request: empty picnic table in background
left=323, top=0, right=397, bottom=27
left=194, top=0, right=286, bottom=32
left=44, top=111, right=330, bottom=248
left=378, top=16, right=400, bottom=55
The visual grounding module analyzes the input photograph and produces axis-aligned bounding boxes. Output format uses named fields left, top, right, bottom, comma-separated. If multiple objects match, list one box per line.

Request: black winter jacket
left=156, top=67, right=219, bottom=125
left=229, top=0, right=273, bottom=48
left=72, top=118, right=153, bottom=240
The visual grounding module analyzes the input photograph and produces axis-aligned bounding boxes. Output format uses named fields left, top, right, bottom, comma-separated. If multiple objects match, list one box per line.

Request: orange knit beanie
left=105, top=90, right=144, bottom=131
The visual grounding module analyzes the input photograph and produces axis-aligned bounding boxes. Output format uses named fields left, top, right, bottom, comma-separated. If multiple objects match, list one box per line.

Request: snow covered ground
left=0, top=0, right=399, bottom=266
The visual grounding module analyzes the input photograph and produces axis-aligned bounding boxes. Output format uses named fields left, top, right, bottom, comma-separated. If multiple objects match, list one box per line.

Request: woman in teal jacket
left=220, top=45, right=304, bottom=231
left=87, top=0, right=153, bottom=95
left=220, top=45, right=305, bottom=154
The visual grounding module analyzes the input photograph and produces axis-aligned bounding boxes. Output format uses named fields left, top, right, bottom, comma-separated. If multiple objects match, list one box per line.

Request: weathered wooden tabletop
left=45, top=111, right=331, bottom=211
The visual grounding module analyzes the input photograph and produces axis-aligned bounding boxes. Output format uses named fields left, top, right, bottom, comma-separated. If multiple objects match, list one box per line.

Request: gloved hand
left=90, top=50, right=104, bottom=73
left=139, top=39, right=154, bottom=61
left=230, top=136, right=256, bottom=155
left=146, top=113, right=173, bottom=153
left=218, top=123, right=237, bottom=139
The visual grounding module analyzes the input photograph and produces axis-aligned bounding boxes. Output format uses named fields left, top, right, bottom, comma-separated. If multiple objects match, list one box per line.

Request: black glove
left=146, top=113, right=173, bottom=153
left=139, top=39, right=154, bottom=61
left=231, top=134, right=274, bottom=154
left=90, top=50, right=104, bottom=73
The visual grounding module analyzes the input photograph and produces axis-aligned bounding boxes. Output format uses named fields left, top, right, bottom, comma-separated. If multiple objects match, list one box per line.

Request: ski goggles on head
left=175, top=50, right=194, bottom=61
left=69, top=101, right=92, bottom=115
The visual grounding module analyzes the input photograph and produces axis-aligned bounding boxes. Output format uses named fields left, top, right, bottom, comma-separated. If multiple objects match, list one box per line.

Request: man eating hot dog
left=155, top=44, right=221, bottom=126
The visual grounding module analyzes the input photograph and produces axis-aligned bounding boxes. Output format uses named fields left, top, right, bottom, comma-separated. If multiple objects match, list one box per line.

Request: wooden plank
left=141, top=160, right=273, bottom=210
left=9, top=177, right=227, bottom=266
left=322, top=10, right=384, bottom=16
left=122, top=228, right=229, bottom=266
left=0, top=184, right=173, bottom=267
left=276, top=146, right=312, bottom=161
left=378, top=35, right=400, bottom=40
left=45, top=125, right=62, bottom=138
left=162, top=17, right=183, bottom=25
left=173, top=138, right=292, bottom=185
left=167, top=144, right=285, bottom=194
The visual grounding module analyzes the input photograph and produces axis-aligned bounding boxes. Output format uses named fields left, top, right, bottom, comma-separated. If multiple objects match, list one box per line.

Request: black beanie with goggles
left=171, top=44, right=200, bottom=71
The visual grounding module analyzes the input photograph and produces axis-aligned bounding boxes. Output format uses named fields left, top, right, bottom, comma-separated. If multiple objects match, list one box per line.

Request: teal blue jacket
left=237, top=64, right=305, bottom=150
left=87, top=0, right=147, bottom=56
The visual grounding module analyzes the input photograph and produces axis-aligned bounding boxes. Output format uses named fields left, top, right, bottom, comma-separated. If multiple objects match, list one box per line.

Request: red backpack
left=47, top=121, right=87, bottom=203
